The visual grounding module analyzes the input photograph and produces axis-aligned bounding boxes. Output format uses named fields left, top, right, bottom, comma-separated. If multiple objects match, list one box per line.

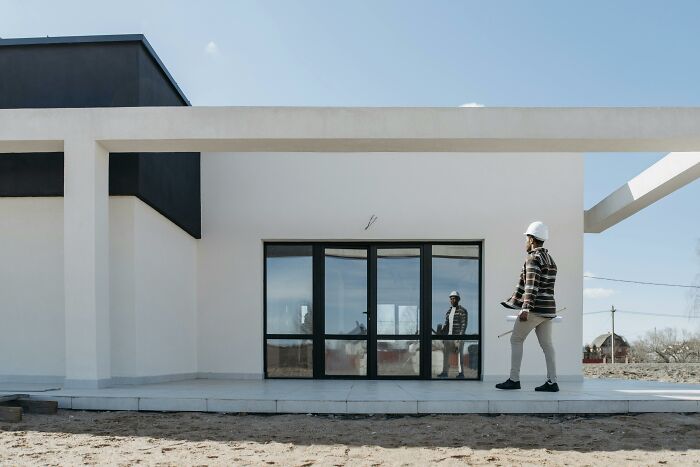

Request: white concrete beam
left=63, top=138, right=111, bottom=388
left=584, top=152, right=700, bottom=233
left=2, top=107, right=700, bottom=153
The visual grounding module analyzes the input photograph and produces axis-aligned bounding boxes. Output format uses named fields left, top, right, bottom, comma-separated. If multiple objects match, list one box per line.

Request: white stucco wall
left=0, top=151, right=583, bottom=384
left=110, top=198, right=137, bottom=379
left=110, top=197, right=198, bottom=382
left=0, top=198, right=65, bottom=382
left=198, top=152, right=584, bottom=381
left=0, top=196, right=197, bottom=384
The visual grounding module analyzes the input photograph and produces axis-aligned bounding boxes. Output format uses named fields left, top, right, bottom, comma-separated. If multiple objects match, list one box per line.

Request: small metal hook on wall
left=364, top=214, right=378, bottom=230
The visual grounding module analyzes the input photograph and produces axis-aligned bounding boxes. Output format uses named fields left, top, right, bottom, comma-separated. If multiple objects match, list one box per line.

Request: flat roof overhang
left=3, top=106, right=700, bottom=153
left=0, top=106, right=699, bottom=233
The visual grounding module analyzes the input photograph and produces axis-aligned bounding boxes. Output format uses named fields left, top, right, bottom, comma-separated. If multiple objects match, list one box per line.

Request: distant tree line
left=629, top=328, right=700, bottom=363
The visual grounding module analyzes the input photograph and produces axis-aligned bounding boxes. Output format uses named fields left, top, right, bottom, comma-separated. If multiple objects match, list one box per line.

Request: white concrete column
left=63, top=138, right=111, bottom=388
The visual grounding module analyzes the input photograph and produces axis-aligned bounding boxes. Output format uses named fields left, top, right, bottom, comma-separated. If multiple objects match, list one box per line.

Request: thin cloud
left=583, top=287, right=615, bottom=299
left=204, top=41, right=220, bottom=56
left=459, top=102, right=485, bottom=108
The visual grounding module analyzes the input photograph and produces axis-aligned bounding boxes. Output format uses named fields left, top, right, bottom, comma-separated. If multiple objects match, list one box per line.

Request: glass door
left=264, top=241, right=482, bottom=380
left=430, top=245, right=481, bottom=379
left=373, top=247, right=422, bottom=377
left=323, top=247, right=369, bottom=376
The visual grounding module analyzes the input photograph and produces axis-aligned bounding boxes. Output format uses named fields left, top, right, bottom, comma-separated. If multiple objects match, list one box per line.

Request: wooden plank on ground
left=14, top=399, right=58, bottom=414
left=0, top=406, right=22, bottom=423
left=0, top=394, right=28, bottom=403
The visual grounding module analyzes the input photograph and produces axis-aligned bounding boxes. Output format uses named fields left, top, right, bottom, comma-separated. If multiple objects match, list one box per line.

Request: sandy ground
left=1, top=365, right=699, bottom=466
left=583, top=362, right=700, bottom=383
left=0, top=410, right=699, bottom=466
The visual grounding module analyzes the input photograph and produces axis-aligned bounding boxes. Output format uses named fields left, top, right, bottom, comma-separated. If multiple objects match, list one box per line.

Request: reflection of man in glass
left=437, top=291, right=468, bottom=379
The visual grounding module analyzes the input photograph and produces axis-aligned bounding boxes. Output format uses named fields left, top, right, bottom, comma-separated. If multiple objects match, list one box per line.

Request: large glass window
left=267, top=339, right=313, bottom=377
left=375, top=248, right=421, bottom=376
left=325, top=339, right=367, bottom=376
left=266, top=245, right=313, bottom=335
left=265, top=244, right=314, bottom=377
left=377, top=248, right=420, bottom=336
left=324, top=248, right=368, bottom=335
left=431, top=245, right=480, bottom=337
left=264, top=242, right=481, bottom=380
left=323, top=248, right=369, bottom=376
left=377, top=340, right=420, bottom=376
left=431, top=245, right=480, bottom=380
left=431, top=340, right=479, bottom=379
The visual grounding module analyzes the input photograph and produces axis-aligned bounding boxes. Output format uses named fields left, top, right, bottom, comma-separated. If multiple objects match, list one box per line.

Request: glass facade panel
left=431, top=245, right=480, bottom=336
left=377, top=340, right=420, bottom=376
left=325, top=339, right=367, bottom=376
left=266, top=245, right=313, bottom=334
left=266, top=339, right=313, bottom=377
left=264, top=242, right=481, bottom=379
left=377, top=248, right=420, bottom=336
left=431, top=340, right=479, bottom=379
left=325, top=248, right=368, bottom=335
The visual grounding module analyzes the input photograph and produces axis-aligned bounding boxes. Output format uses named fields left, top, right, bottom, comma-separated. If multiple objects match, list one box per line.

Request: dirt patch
left=583, top=362, right=700, bottom=384
left=0, top=410, right=698, bottom=465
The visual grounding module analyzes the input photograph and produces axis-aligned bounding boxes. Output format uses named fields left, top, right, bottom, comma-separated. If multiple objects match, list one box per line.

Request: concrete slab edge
left=23, top=396, right=700, bottom=414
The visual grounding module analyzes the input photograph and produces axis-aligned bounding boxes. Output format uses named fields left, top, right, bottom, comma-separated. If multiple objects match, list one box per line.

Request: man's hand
left=518, top=310, right=529, bottom=322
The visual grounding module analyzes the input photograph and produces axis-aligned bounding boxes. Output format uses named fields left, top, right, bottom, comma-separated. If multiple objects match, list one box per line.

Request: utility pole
left=611, top=305, right=616, bottom=364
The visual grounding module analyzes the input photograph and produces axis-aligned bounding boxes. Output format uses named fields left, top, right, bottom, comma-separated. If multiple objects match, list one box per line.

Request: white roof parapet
left=3, top=106, right=700, bottom=153
left=584, top=152, right=700, bottom=233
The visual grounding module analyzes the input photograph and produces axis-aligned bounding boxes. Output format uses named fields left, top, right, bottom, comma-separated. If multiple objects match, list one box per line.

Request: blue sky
left=3, top=0, right=699, bottom=342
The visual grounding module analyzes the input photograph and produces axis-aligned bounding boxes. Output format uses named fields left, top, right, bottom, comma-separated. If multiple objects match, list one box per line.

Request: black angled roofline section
left=0, top=34, right=191, bottom=106
left=0, top=34, right=200, bottom=238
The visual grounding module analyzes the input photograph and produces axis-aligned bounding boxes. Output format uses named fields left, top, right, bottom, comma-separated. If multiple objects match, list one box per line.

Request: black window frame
left=263, top=243, right=315, bottom=379
left=263, top=241, right=483, bottom=380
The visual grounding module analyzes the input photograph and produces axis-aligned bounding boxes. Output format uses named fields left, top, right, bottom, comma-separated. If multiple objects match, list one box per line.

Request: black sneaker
left=495, top=379, right=521, bottom=390
left=535, top=380, right=559, bottom=392
left=437, top=372, right=448, bottom=378
left=456, top=372, right=465, bottom=379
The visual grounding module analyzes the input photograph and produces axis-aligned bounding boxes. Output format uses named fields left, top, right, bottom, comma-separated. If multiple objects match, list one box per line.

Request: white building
left=0, top=36, right=698, bottom=389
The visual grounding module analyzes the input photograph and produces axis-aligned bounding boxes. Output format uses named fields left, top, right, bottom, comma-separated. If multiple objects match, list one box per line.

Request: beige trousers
left=509, top=313, right=557, bottom=383
left=442, top=340, right=464, bottom=374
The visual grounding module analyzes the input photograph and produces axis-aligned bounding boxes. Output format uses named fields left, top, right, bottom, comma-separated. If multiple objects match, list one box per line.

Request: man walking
left=437, top=291, right=468, bottom=379
left=496, top=221, right=559, bottom=392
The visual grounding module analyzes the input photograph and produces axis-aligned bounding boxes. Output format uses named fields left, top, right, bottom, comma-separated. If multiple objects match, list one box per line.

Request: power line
left=583, top=310, right=699, bottom=319
left=584, top=274, right=700, bottom=289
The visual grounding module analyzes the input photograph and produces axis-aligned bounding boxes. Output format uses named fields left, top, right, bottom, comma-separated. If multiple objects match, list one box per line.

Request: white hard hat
left=524, top=221, right=549, bottom=241
left=449, top=291, right=460, bottom=298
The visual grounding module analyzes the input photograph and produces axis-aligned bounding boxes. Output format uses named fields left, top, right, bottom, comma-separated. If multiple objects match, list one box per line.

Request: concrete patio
left=4, top=378, right=699, bottom=415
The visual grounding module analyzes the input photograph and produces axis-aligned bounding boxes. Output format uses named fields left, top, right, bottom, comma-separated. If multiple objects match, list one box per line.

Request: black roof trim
left=0, top=34, right=191, bottom=106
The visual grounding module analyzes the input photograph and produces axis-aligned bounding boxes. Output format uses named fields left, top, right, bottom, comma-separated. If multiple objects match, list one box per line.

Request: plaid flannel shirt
left=442, top=305, right=468, bottom=335
left=504, top=247, right=557, bottom=316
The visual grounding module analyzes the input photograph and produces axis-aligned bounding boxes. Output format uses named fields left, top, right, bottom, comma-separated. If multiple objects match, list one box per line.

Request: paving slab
left=418, top=400, right=489, bottom=413
left=277, top=400, right=347, bottom=414
left=489, top=400, right=558, bottom=414
left=558, top=400, right=629, bottom=414
left=18, top=378, right=700, bottom=414
left=347, top=400, right=417, bottom=414
left=72, top=397, right=138, bottom=411
left=628, top=399, right=699, bottom=413
left=207, top=398, right=276, bottom=413
left=139, top=397, right=206, bottom=412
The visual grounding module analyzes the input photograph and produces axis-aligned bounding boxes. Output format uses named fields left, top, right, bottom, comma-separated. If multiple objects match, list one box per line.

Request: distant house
left=583, top=333, right=630, bottom=363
